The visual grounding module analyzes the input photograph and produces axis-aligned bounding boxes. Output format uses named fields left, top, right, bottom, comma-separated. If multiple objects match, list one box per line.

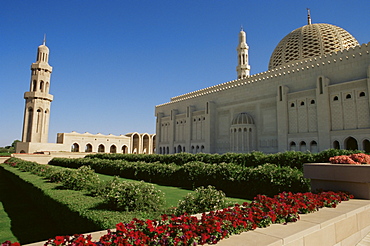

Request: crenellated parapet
left=156, top=42, right=369, bottom=107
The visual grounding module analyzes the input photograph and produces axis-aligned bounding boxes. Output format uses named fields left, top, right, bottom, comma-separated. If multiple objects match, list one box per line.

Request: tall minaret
left=236, top=27, right=250, bottom=79
left=21, top=37, right=53, bottom=143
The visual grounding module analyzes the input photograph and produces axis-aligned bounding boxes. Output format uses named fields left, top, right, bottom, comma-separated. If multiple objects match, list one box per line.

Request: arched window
left=177, top=145, right=182, bottom=153
left=345, top=137, right=358, bottom=150
left=346, top=94, right=352, bottom=99
left=40, top=81, right=44, bottom=92
left=166, top=146, right=169, bottom=154
left=71, top=143, right=79, bottom=152
left=310, top=100, right=315, bottom=104
left=32, top=80, right=37, bottom=91
left=333, top=96, right=339, bottom=101
left=291, top=103, right=295, bottom=107
left=300, top=141, right=307, bottom=151
left=300, top=101, right=305, bottom=106
left=45, top=82, right=50, bottom=93
left=85, top=144, right=92, bottom=152
left=333, top=141, right=340, bottom=149
left=98, top=144, right=105, bottom=153
left=290, top=142, right=296, bottom=151
left=363, top=140, right=370, bottom=153
left=319, top=77, right=323, bottom=94
left=310, top=141, right=318, bottom=153
left=359, top=92, right=366, bottom=97
left=110, top=145, right=117, bottom=153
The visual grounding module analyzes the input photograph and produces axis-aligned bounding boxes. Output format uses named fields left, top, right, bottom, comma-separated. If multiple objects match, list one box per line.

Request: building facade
left=155, top=20, right=370, bottom=154
left=17, top=41, right=155, bottom=154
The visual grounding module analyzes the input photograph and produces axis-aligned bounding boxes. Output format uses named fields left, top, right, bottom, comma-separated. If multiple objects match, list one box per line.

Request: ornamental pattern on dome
left=231, top=112, right=254, bottom=125
left=268, top=23, right=359, bottom=70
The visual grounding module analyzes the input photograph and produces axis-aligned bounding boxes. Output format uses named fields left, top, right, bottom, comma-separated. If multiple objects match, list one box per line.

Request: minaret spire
left=43, top=34, right=46, bottom=45
left=236, top=28, right=250, bottom=79
left=307, top=8, right=312, bottom=25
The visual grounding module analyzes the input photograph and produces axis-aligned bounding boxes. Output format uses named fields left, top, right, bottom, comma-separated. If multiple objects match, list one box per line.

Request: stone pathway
left=358, top=233, right=370, bottom=246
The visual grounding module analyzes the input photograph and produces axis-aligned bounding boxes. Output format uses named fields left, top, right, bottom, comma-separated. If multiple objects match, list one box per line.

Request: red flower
left=53, top=236, right=65, bottom=246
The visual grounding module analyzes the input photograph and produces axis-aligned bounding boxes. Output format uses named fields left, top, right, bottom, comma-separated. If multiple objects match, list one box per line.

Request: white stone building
left=16, top=40, right=155, bottom=154
left=155, top=17, right=370, bottom=154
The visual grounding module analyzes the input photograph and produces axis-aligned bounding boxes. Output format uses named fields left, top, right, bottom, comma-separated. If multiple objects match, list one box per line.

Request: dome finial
left=306, top=8, right=312, bottom=25
left=43, top=34, right=46, bottom=45
left=240, top=25, right=244, bottom=32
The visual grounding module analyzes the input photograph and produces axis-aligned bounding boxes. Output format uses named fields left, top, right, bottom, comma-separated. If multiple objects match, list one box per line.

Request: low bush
left=101, top=177, right=165, bottom=212
left=58, top=166, right=100, bottom=191
left=176, top=185, right=228, bottom=215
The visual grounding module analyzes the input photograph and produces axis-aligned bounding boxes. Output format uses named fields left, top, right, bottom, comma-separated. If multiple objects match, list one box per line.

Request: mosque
left=155, top=13, right=370, bottom=154
left=16, top=39, right=156, bottom=154
left=15, top=13, right=370, bottom=155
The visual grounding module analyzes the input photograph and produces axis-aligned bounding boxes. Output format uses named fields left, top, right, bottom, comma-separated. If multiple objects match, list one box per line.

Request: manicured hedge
left=85, top=149, right=362, bottom=169
left=48, top=158, right=309, bottom=198
left=1, top=158, right=170, bottom=229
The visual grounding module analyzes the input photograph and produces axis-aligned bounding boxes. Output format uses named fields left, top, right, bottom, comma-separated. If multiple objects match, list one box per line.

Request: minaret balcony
left=24, top=91, right=53, bottom=101
left=31, top=63, right=53, bottom=72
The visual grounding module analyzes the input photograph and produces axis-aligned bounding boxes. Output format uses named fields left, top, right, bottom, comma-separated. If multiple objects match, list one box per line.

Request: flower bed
left=2, top=191, right=352, bottom=246
left=305, top=153, right=370, bottom=199
left=329, top=153, right=370, bottom=164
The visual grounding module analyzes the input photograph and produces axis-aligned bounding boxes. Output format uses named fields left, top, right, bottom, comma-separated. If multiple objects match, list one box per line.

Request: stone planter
left=304, top=163, right=370, bottom=199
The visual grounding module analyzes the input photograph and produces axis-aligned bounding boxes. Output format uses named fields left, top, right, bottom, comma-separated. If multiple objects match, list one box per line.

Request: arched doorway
left=142, top=135, right=149, bottom=154
left=98, top=144, right=105, bottom=153
left=345, top=137, right=358, bottom=150
left=85, top=144, right=92, bottom=152
left=132, top=134, right=139, bottom=154
left=71, top=143, right=79, bottom=152
left=152, top=135, right=156, bottom=153
left=122, top=145, right=128, bottom=154
left=110, top=145, right=117, bottom=153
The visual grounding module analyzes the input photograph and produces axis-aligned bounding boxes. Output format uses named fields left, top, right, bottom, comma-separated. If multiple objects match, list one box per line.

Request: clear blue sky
left=1, top=0, right=369, bottom=147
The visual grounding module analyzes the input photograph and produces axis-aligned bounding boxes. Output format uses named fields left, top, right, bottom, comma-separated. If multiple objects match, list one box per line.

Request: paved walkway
left=358, top=233, right=370, bottom=246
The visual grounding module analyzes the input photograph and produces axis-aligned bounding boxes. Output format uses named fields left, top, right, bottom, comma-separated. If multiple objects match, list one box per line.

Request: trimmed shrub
left=84, top=149, right=363, bottom=170
left=175, top=185, right=228, bottom=215
left=58, top=166, right=100, bottom=191
left=100, top=177, right=165, bottom=212
left=49, top=157, right=310, bottom=199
